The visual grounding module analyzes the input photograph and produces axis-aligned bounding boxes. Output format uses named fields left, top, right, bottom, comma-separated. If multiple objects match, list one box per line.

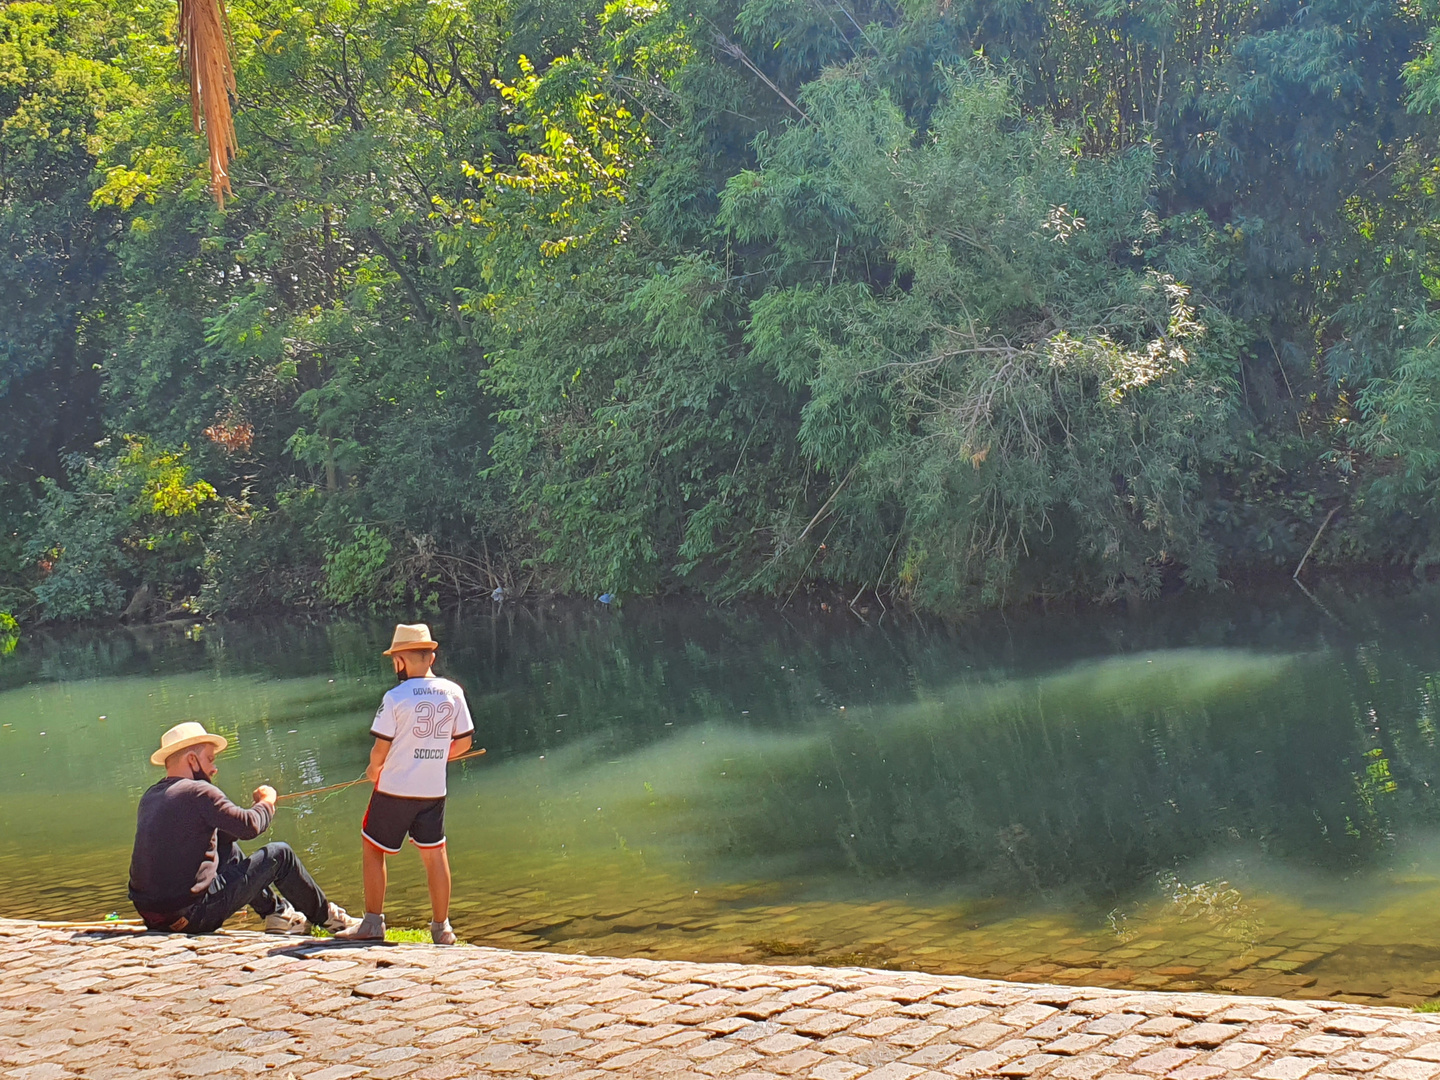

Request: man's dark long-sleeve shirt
left=127, top=777, right=274, bottom=915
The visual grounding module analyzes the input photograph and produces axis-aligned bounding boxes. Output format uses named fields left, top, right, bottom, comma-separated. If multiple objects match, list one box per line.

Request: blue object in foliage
left=491, top=586, right=505, bottom=603
left=598, top=593, right=614, bottom=605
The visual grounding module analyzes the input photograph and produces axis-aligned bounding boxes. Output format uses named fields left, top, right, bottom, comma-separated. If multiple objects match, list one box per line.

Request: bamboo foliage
left=177, top=0, right=238, bottom=205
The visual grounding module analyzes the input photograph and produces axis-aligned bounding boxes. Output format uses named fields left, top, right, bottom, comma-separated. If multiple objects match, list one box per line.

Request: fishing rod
left=273, top=747, right=487, bottom=805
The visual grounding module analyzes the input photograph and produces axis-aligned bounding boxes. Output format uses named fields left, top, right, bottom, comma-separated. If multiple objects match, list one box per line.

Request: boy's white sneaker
left=333, top=911, right=385, bottom=940
left=263, top=902, right=309, bottom=935
left=430, top=919, right=456, bottom=946
left=318, top=903, right=361, bottom=935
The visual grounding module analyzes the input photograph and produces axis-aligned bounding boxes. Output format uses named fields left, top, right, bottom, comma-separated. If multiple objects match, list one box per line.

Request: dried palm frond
left=177, top=0, right=239, bottom=206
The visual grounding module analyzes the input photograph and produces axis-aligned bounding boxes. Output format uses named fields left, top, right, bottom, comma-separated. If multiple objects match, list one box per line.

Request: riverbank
left=4, top=918, right=1440, bottom=1080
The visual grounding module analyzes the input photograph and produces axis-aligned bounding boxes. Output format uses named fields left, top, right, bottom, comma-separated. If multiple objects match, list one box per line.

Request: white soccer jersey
left=370, top=677, right=474, bottom=798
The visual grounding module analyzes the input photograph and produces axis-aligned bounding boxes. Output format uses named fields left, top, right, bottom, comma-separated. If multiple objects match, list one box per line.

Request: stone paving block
left=1410, top=1045, right=1440, bottom=1063
left=1330, top=1019, right=1399, bottom=1037
left=1044, top=1033, right=1108, bottom=1055
left=688, top=1039, right=735, bottom=1061
left=1001, top=1004, right=1059, bottom=1027
left=727, top=1020, right=781, bottom=1045
left=998, top=1052, right=1063, bottom=1075
left=655, top=1030, right=711, bottom=1049
left=692, top=1050, right=760, bottom=1075
left=809, top=1064, right=866, bottom=1080
left=945, top=1049, right=1010, bottom=1076
left=891, top=1023, right=946, bottom=1048
left=409, top=1064, right=470, bottom=1080
left=1380, top=1063, right=1440, bottom=1080
left=1029, top=1014, right=1089, bottom=1040
left=852, top=1016, right=916, bottom=1038
left=899, top=1003, right=945, bottom=1020
left=891, top=987, right=944, bottom=1005
left=1107, top=1035, right=1163, bottom=1059
left=751, top=1033, right=811, bottom=1056
left=769, top=1047, right=827, bottom=1072
left=950, top=1022, right=1010, bottom=1047
left=1292, top=1035, right=1359, bottom=1056
left=931, top=992, right=989, bottom=1009
left=863, top=1063, right=924, bottom=1080
left=1135, top=1016, right=1191, bottom=1037
left=992, top=1037, right=1043, bottom=1059
left=795, top=1012, right=855, bottom=1038
left=700, top=1017, right=753, bottom=1035
left=3, top=1065, right=76, bottom=1080
left=1205, top=1040, right=1277, bottom=1070
left=1051, top=1055, right=1119, bottom=1080
left=850, top=1042, right=907, bottom=1067
left=1132, top=1046, right=1200, bottom=1074
left=1256, top=1056, right=1324, bottom=1080
left=1248, top=1024, right=1303, bottom=1044
left=843, top=999, right=902, bottom=1018
left=813, top=1035, right=870, bottom=1055
left=1334, top=1051, right=1393, bottom=1072
left=902, top=1042, right=965, bottom=1067
left=1085, top=1013, right=1146, bottom=1036
left=1387, top=1025, right=1440, bottom=1040
left=1365, top=1039, right=1421, bottom=1054
left=1175, top=1022, right=1242, bottom=1048
left=602, top=1046, right=663, bottom=1070
left=1173, top=998, right=1229, bottom=1020
left=1169, top=1065, right=1227, bottom=1080
left=932, top=1007, right=990, bottom=1028
left=298, top=1066, right=367, bottom=1080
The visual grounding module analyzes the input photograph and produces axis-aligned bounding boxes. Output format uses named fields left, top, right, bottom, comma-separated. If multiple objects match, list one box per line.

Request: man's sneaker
left=430, top=919, right=456, bottom=946
left=318, top=903, right=362, bottom=935
left=263, top=903, right=309, bottom=935
left=333, top=911, right=385, bottom=940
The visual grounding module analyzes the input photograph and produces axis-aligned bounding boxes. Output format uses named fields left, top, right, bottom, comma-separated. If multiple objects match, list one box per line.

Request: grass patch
left=1415, top=1000, right=1440, bottom=1013
left=382, top=926, right=468, bottom=945
left=294, top=924, right=465, bottom=944
left=385, top=927, right=436, bottom=943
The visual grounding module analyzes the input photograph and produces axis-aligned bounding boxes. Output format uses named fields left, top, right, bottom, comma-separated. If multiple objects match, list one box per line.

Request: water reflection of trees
left=692, top=650, right=1440, bottom=905
left=10, top=589, right=1440, bottom=906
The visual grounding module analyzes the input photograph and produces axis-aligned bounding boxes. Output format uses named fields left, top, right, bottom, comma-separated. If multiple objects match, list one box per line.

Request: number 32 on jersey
left=412, top=701, right=455, bottom=739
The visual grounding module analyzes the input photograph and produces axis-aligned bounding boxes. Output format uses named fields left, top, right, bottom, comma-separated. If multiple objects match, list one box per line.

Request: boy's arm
left=365, top=737, right=391, bottom=783
left=367, top=694, right=396, bottom=783
left=449, top=691, right=475, bottom=760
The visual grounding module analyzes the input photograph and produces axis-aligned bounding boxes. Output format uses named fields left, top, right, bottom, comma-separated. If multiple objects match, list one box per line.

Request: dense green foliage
left=7, top=0, right=1440, bottom=621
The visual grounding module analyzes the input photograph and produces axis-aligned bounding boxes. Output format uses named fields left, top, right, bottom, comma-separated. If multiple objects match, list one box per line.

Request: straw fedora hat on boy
left=383, top=623, right=440, bottom=655
left=150, top=721, right=228, bottom=766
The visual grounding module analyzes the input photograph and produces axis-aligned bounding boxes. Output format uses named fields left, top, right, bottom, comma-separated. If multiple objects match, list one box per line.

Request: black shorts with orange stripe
left=362, top=791, right=446, bottom=852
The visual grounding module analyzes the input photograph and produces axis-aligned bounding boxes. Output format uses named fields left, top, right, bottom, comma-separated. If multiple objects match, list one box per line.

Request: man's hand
left=253, top=785, right=277, bottom=806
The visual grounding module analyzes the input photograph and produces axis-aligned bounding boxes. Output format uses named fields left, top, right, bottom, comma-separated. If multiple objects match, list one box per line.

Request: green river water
left=4, top=588, right=1440, bottom=1005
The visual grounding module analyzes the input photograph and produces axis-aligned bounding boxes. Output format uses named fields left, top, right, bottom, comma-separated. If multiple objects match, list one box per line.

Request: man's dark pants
left=184, top=842, right=330, bottom=934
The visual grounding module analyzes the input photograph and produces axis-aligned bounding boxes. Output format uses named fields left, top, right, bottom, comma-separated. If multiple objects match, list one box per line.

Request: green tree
left=25, top=438, right=218, bottom=619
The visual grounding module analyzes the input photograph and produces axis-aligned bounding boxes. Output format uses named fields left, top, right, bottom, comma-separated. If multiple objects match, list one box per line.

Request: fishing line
left=274, top=748, right=486, bottom=805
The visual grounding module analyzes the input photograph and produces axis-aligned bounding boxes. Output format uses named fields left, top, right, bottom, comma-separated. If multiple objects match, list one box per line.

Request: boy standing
left=337, top=623, right=474, bottom=944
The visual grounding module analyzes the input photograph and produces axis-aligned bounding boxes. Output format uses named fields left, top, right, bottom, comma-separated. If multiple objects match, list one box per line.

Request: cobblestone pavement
left=5, top=918, right=1440, bottom=1080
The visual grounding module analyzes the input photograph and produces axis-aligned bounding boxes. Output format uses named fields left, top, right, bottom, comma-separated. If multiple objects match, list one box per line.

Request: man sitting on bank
left=128, top=721, right=359, bottom=935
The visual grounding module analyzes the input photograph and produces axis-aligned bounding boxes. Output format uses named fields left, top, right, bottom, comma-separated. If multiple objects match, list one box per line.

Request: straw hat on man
left=148, top=721, right=227, bottom=765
